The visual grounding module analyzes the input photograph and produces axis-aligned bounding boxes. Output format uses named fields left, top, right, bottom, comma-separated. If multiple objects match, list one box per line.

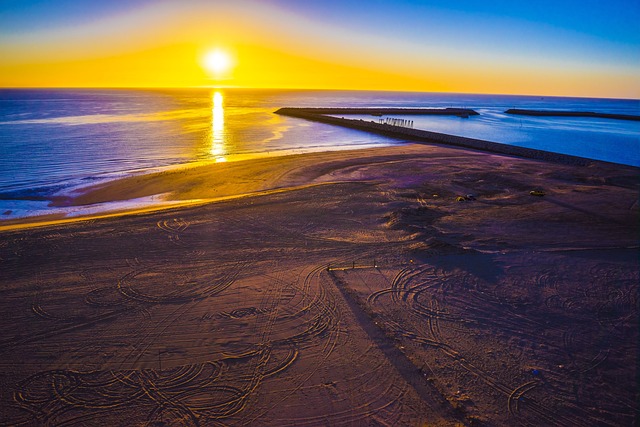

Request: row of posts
left=379, top=118, right=414, bottom=128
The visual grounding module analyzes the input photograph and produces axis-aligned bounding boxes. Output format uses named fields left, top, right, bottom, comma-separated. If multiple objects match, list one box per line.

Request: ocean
left=0, top=88, right=638, bottom=220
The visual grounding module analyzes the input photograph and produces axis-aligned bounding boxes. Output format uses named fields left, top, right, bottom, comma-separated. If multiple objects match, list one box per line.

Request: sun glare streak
left=211, top=91, right=226, bottom=162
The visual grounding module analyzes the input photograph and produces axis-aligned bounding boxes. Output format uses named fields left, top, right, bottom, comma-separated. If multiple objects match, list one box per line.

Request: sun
left=203, top=49, right=232, bottom=76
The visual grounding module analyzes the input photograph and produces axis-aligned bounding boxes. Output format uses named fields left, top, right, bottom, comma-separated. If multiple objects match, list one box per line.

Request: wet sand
left=0, top=142, right=638, bottom=426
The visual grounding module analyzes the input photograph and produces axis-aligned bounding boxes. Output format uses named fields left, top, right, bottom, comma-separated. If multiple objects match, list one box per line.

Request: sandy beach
left=1, top=142, right=638, bottom=425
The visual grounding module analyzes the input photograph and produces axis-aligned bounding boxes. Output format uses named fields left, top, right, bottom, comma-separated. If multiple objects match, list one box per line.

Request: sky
left=0, top=0, right=638, bottom=98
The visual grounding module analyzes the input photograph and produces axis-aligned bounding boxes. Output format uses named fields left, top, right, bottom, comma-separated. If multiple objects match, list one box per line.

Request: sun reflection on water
left=211, top=91, right=226, bottom=162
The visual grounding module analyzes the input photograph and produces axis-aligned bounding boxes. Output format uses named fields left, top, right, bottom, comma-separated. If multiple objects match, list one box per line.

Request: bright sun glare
left=203, top=50, right=232, bottom=76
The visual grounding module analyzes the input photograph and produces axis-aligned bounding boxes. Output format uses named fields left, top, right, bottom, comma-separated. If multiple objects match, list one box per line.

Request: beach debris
left=529, top=190, right=546, bottom=197
left=456, top=194, right=476, bottom=202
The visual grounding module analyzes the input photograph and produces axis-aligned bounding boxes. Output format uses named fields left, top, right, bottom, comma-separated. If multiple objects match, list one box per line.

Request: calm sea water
left=0, top=88, right=638, bottom=219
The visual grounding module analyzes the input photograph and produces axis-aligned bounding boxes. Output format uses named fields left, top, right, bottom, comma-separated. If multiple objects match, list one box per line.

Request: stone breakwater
left=275, top=107, right=479, bottom=117
left=275, top=107, right=615, bottom=167
left=505, top=109, right=640, bottom=122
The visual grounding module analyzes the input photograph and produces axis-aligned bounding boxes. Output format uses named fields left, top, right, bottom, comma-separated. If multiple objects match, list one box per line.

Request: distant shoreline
left=505, top=108, right=640, bottom=121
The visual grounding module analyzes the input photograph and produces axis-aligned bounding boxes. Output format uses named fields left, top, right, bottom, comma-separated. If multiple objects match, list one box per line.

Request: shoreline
left=0, top=182, right=346, bottom=232
left=1, top=139, right=638, bottom=232
left=0, top=145, right=416, bottom=231
left=0, top=143, right=398, bottom=228
left=2, top=103, right=638, bottom=230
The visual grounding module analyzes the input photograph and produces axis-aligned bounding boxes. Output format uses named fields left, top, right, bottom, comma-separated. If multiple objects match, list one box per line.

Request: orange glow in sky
left=1, top=0, right=638, bottom=98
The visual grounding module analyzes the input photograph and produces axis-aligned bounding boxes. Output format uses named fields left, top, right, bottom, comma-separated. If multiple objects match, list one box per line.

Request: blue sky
left=3, top=0, right=638, bottom=48
left=271, top=0, right=639, bottom=61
